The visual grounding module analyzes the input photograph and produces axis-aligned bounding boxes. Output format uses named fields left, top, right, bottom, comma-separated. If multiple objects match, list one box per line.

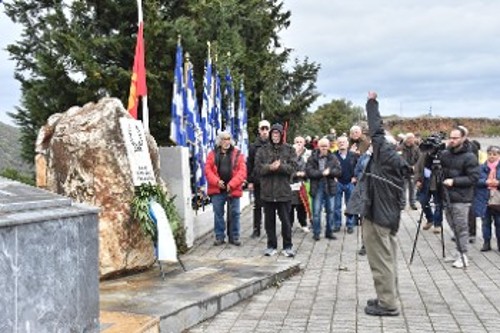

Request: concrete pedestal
left=0, top=177, right=100, bottom=333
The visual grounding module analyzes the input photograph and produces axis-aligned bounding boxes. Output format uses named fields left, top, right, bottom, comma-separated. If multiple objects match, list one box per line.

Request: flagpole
left=136, top=0, right=149, bottom=133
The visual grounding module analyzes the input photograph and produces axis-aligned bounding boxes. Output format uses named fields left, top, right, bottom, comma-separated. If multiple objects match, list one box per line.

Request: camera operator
left=440, top=127, right=480, bottom=268
left=414, top=134, right=445, bottom=233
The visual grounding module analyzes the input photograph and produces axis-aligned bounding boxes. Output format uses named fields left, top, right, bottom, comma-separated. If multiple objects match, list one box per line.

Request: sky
left=1, top=1, right=500, bottom=126
left=279, top=0, right=500, bottom=118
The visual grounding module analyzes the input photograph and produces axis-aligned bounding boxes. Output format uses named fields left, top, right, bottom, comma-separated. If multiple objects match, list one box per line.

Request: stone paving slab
left=187, top=206, right=500, bottom=333
left=99, top=232, right=300, bottom=333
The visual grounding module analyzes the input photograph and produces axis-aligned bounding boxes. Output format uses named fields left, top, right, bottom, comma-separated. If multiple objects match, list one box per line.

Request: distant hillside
left=0, top=122, right=34, bottom=174
left=384, top=117, right=500, bottom=137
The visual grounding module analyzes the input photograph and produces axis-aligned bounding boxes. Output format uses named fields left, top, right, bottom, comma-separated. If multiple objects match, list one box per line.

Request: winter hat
left=270, top=123, right=284, bottom=135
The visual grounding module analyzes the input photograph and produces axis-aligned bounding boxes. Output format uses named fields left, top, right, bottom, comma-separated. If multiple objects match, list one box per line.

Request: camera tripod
left=409, top=154, right=468, bottom=268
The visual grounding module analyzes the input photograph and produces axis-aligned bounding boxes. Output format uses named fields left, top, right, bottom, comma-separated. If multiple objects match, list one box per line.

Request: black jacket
left=255, top=142, right=296, bottom=202
left=306, top=150, right=342, bottom=197
left=356, top=99, right=411, bottom=233
left=246, top=136, right=269, bottom=184
left=440, top=140, right=479, bottom=203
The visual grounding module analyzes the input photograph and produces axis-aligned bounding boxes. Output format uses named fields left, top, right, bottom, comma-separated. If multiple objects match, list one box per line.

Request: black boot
left=480, top=241, right=491, bottom=252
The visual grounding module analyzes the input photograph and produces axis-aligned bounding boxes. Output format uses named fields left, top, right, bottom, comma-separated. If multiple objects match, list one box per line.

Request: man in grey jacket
left=360, top=92, right=411, bottom=317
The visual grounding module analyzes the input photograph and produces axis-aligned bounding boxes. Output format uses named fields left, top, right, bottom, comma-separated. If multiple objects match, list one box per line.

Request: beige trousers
left=362, top=218, right=399, bottom=310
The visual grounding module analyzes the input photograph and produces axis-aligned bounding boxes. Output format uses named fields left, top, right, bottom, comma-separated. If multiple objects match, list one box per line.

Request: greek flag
left=237, top=81, right=249, bottom=157
left=170, top=43, right=185, bottom=146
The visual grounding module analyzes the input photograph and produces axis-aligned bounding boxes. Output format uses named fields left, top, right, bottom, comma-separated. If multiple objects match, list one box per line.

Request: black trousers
left=290, top=203, right=307, bottom=227
left=253, top=183, right=264, bottom=232
left=264, top=201, right=293, bottom=250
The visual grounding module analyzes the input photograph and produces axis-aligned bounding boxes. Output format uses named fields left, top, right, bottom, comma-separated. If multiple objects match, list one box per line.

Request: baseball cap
left=258, top=120, right=270, bottom=129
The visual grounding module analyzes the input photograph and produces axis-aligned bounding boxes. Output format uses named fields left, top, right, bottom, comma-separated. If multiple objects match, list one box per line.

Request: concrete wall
left=159, top=148, right=250, bottom=245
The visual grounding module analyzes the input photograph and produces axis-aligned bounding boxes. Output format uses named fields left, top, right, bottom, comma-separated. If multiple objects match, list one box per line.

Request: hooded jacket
left=255, top=124, right=296, bottom=202
left=351, top=99, right=411, bottom=233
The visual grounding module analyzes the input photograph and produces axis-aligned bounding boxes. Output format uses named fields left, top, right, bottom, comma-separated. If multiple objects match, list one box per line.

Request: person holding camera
left=414, top=149, right=443, bottom=234
left=440, top=127, right=480, bottom=268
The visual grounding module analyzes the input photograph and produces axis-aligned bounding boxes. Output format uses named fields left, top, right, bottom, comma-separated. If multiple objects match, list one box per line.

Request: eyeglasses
left=222, top=137, right=231, bottom=140
left=259, top=126, right=269, bottom=131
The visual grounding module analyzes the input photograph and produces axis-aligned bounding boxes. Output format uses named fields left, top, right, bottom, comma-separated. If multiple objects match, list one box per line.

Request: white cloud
left=281, top=0, right=500, bottom=118
left=0, top=9, right=22, bottom=126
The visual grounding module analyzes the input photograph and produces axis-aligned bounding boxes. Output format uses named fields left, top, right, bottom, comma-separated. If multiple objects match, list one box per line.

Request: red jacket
left=205, top=146, right=247, bottom=197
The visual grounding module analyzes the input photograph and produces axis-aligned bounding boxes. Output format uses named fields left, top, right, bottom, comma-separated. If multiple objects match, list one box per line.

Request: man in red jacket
left=205, top=131, right=247, bottom=246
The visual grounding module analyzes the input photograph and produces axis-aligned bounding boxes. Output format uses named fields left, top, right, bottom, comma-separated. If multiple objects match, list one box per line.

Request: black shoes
left=333, top=226, right=341, bottom=233
left=313, top=234, right=320, bottom=241
left=325, top=233, right=337, bottom=240
left=480, top=242, right=491, bottom=252
left=364, top=303, right=400, bottom=316
left=347, top=227, right=354, bottom=234
left=213, top=239, right=225, bottom=246
left=358, top=245, right=366, bottom=256
left=230, top=238, right=241, bottom=246
left=251, top=230, right=260, bottom=238
left=410, top=204, right=418, bottom=210
left=366, top=298, right=378, bottom=306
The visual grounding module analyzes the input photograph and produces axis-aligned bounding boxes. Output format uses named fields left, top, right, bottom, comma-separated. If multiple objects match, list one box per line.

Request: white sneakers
left=301, top=226, right=311, bottom=233
left=452, top=254, right=468, bottom=268
left=445, top=252, right=469, bottom=268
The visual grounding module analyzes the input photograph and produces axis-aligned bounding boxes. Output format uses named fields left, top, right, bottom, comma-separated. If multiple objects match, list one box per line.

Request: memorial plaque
left=119, top=118, right=156, bottom=186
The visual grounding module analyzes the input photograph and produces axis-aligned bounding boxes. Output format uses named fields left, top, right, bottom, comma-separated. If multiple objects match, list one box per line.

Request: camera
left=419, top=132, right=446, bottom=153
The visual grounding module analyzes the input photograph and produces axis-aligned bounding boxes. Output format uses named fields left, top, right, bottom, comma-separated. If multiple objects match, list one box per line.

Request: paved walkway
left=187, top=205, right=500, bottom=333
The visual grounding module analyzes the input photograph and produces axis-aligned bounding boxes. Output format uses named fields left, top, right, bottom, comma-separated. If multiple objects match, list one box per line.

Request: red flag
left=299, top=182, right=312, bottom=220
left=127, top=22, right=147, bottom=119
left=283, top=120, right=289, bottom=143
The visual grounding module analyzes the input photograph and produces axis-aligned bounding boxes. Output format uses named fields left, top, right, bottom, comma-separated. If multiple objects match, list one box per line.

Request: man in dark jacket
left=246, top=120, right=270, bottom=238
left=399, top=133, right=420, bottom=210
left=255, top=123, right=297, bottom=257
left=306, top=137, right=342, bottom=240
left=361, top=92, right=411, bottom=317
left=440, top=127, right=480, bottom=268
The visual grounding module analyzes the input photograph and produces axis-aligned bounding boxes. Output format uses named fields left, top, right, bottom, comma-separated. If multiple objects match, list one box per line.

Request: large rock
left=35, top=98, right=162, bottom=278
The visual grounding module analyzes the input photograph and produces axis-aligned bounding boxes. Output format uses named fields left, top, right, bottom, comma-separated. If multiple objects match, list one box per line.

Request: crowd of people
left=203, top=92, right=500, bottom=316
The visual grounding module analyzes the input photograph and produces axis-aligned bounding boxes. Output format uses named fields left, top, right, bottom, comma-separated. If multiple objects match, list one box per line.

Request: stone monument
left=35, top=97, right=165, bottom=278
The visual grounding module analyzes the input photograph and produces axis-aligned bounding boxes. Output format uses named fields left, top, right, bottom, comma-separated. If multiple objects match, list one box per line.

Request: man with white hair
left=349, top=125, right=370, bottom=156
left=205, top=131, right=247, bottom=246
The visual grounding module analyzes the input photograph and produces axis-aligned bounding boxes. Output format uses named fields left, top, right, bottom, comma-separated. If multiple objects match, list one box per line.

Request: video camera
left=419, top=132, right=446, bottom=153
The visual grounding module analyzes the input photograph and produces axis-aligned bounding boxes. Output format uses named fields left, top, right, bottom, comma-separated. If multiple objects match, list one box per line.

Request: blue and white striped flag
left=201, top=54, right=212, bottom=149
left=170, top=43, right=185, bottom=146
left=184, top=61, right=198, bottom=146
left=224, top=67, right=235, bottom=138
left=237, top=81, right=249, bottom=157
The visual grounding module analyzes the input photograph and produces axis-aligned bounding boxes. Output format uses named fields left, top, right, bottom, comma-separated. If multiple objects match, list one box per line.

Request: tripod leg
left=410, top=208, right=426, bottom=264
left=441, top=221, right=445, bottom=258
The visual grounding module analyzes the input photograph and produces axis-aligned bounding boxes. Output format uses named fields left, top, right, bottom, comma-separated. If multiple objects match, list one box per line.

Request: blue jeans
left=334, top=182, right=354, bottom=228
left=312, top=181, right=335, bottom=236
left=211, top=193, right=241, bottom=241
left=481, top=208, right=500, bottom=242
left=417, top=179, right=442, bottom=227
